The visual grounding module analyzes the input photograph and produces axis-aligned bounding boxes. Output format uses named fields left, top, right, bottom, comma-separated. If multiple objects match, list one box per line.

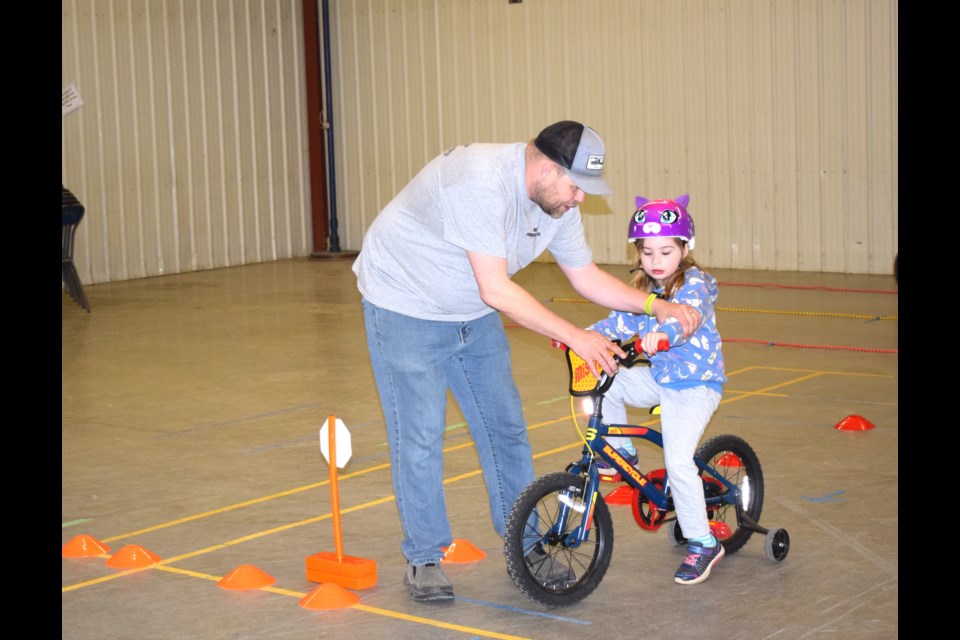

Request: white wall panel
left=867, top=0, right=896, bottom=274
left=772, top=0, right=800, bottom=271
left=796, top=0, right=823, bottom=272
left=700, top=0, right=733, bottom=271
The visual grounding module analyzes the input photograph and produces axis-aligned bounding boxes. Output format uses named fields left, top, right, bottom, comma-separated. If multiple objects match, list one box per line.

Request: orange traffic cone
left=62, top=534, right=110, bottom=558
left=218, top=564, right=276, bottom=590
left=299, top=583, right=360, bottom=610
left=105, top=544, right=161, bottom=569
left=441, top=538, right=486, bottom=563
left=717, top=452, right=744, bottom=468
left=835, top=415, right=875, bottom=431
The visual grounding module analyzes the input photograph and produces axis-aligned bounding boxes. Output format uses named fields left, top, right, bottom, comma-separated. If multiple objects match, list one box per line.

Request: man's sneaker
left=525, top=544, right=576, bottom=588
left=674, top=541, right=725, bottom=585
left=595, top=448, right=639, bottom=476
left=404, top=562, right=454, bottom=602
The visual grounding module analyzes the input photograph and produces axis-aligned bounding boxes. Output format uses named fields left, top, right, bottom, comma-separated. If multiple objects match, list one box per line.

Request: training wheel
left=764, top=528, right=790, bottom=562
left=666, top=520, right=686, bottom=547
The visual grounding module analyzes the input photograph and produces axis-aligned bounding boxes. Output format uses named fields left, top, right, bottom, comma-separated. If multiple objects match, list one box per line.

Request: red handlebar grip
left=634, top=337, right=671, bottom=354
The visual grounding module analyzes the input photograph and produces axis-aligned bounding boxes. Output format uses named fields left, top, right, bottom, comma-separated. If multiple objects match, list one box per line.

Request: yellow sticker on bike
left=566, top=348, right=600, bottom=396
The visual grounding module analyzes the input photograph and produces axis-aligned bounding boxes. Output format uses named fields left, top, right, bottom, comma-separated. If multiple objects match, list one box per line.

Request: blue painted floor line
left=800, top=489, right=847, bottom=503
left=455, top=596, right=590, bottom=624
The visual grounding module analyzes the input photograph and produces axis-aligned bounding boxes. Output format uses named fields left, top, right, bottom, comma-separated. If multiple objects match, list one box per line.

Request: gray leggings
left=602, top=367, right=721, bottom=540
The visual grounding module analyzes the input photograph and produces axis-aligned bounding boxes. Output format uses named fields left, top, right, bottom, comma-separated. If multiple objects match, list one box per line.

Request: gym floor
left=62, top=258, right=898, bottom=640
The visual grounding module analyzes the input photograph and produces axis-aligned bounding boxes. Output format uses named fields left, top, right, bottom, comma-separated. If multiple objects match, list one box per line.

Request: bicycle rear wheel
left=503, top=472, right=613, bottom=607
left=695, top=434, right=764, bottom=555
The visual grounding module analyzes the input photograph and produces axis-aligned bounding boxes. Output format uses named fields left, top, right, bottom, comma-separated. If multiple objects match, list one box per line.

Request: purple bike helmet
left=627, top=194, right=695, bottom=250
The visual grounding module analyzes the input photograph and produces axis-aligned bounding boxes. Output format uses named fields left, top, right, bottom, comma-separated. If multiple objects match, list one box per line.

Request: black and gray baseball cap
left=534, top=121, right=613, bottom=195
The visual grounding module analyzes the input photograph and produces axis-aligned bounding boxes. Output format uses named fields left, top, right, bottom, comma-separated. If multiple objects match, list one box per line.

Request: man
left=353, top=120, right=699, bottom=602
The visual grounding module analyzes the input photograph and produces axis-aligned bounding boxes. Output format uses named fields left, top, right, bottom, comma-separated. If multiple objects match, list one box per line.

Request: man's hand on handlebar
left=567, top=330, right=626, bottom=379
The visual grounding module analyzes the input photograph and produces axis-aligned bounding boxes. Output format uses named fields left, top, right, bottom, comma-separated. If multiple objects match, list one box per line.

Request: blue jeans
left=362, top=300, right=536, bottom=566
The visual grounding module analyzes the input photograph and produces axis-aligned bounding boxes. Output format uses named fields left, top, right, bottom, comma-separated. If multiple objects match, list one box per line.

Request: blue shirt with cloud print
left=587, top=266, right=725, bottom=392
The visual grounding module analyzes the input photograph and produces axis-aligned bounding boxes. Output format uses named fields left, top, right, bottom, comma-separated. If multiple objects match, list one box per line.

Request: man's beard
left=529, top=181, right=568, bottom=219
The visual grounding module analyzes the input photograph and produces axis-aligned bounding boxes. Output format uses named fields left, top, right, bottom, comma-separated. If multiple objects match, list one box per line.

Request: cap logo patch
left=585, top=155, right=604, bottom=170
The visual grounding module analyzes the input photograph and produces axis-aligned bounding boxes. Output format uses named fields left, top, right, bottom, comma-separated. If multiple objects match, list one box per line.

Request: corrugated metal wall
left=62, top=0, right=897, bottom=284
left=331, top=0, right=898, bottom=274
left=62, top=0, right=311, bottom=284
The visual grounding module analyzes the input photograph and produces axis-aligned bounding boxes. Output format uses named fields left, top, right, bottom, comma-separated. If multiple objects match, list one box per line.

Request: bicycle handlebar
left=551, top=337, right=670, bottom=365
left=554, top=336, right=669, bottom=396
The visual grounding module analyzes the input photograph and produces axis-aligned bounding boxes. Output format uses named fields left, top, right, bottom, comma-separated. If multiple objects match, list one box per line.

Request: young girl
left=587, top=194, right=726, bottom=585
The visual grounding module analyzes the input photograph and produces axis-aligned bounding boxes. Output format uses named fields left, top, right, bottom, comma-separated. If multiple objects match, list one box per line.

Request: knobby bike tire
left=503, top=472, right=614, bottom=607
left=694, top=434, right=765, bottom=555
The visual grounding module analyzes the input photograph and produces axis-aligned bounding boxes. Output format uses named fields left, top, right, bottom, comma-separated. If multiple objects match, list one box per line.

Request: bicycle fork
left=551, top=473, right=603, bottom=549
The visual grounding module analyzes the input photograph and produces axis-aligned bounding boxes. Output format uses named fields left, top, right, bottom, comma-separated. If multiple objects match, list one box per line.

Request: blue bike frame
left=559, top=412, right=745, bottom=548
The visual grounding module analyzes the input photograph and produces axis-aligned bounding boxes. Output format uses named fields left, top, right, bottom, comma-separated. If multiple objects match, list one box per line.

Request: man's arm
left=559, top=262, right=700, bottom=334
left=467, top=252, right=624, bottom=377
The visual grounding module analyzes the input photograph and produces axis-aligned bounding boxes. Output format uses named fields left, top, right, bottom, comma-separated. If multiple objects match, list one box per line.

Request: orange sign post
left=305, top=415, right=377, bottom=591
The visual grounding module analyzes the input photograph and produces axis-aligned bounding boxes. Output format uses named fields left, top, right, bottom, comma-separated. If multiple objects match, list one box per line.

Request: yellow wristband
left=644, top=293, right=658, bottom=316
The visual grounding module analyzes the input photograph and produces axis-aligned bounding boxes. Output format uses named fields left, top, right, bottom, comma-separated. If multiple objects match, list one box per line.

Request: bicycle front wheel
left=503, top=472, right=614, bottom=607
left=696, top=434, right=764, bottom=555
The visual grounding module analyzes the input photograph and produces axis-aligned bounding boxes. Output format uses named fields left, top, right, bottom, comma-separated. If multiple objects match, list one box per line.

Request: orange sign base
left=306, top=551, right=377, bottom=590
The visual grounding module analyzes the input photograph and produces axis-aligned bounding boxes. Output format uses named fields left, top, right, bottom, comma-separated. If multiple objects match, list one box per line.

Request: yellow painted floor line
left=64, top=562, right=530, bottom=639
left=92, top=366, right=886, bottom=546
left=64, top=365, right=893, bottom=637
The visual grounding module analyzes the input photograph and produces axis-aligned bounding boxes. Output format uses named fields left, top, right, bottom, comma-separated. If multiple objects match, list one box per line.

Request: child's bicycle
left=503, top=337, right=790, bottom=607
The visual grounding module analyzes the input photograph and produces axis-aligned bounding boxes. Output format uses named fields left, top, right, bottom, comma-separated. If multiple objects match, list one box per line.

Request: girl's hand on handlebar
left=568, top=330, right=626, bottom=378
left=640, top=332, right=670, bottom=355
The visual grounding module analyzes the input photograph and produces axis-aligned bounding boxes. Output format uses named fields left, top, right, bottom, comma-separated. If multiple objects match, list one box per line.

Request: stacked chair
left=62, top=185, right=91, bottom=313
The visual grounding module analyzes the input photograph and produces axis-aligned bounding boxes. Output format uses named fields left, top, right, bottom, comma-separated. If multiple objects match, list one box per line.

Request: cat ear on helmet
left=635, top=196, right=650, bottom=207
left=675, top=194, right=690, bottom=208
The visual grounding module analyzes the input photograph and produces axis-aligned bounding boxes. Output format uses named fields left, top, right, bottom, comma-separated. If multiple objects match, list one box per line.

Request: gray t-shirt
left=353, top=142, right=593, bottom=321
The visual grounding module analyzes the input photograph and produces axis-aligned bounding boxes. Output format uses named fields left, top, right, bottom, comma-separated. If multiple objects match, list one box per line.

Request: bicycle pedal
left=604, top=485, right=635, bottom=505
